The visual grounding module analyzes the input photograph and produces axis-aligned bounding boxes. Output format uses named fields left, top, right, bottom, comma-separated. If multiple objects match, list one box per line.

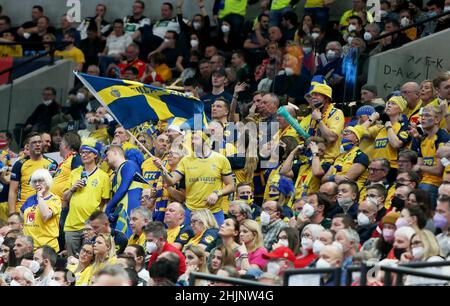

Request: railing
left=380, top=264, right=450, bottom=286
left=282, top=267, right=341, bottom=286
left=189, top=271, right=271, bottom=286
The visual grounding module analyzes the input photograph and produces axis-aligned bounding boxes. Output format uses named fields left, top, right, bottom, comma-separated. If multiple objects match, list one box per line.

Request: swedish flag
left=75, top=73, right=206, bottom=130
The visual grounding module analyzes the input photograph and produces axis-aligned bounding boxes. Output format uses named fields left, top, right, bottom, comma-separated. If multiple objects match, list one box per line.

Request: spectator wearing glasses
left=359, top=158, right=391, bottom=202
left=66, top=242, right=94, bottom=286
left=401, top=82, right=422, bottom=125
left=63, top=138, right=111, bottom=257
left=184, top=209, right=219, bottom=252
left=397, top=149, right=418, bottom=172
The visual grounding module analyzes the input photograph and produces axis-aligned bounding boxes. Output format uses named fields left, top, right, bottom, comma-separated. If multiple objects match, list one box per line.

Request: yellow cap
left=345, top=125, right=366, bottom=142
left=388, top=96, right=407, bottom=112
left=310, top=84, right=333, bottom=99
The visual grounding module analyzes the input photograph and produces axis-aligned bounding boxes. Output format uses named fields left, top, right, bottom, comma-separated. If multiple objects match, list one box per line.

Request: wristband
left=368, top=118, right=373, bottom=123
left=213, top=190, right=223, bottom=197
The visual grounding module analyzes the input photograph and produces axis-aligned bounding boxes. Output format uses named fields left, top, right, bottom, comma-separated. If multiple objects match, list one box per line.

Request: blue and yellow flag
left=75, top=73, right=206, bottom=130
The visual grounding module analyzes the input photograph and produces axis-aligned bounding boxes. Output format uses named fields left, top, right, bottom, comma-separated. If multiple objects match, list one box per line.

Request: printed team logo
left=180, top=233, right=189, bottom=241
left=110, top=89, right=121, bottom=98
left=423, top=157, right=434, bottom=166
left=375, top=138, right=388, bottom=149
left=399, top=131, right=409, bottom=139
left=92, top=178, right=99, bottom=187
left=27, top=211, right=36, bottom=224
left=204, top=235, right=214, bottom=244
left=211, top=164, right=217, bottom=171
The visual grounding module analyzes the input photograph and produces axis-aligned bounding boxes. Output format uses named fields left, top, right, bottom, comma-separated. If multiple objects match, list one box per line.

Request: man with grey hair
left=11, top=266, right=36, bottom=286
left=210, top=55, right=225, bottom=71
left=118, top=42, right=146, bottom=79
left=163, top=202, right=193, bottom=251
left=335, top=228, right=360, bottom=284
left=317, top=41, right=343, bottom=80
left=128, top=206, right=152, bottom=246
left=228, top=200, right=253, bottom=224
left=93, top=264, right=131, bottom=286
left=356, top=199, right=379, bottom=244
left=316, top=245, right=344, bottom=286
left=13, top=235, right=34, bottom=265
left=401, top=82, right=421, bottom=123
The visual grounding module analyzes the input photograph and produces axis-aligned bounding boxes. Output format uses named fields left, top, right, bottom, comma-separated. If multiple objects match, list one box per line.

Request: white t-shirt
left=152, top=18, right=181, bottom=39
left=106, top=33, right=133, bottom=56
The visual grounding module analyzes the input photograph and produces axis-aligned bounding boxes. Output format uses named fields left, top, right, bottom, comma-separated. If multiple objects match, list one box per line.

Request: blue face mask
left=428, top=11, right=438, bottom=18
left=341, top=138, right=354, bottom=152
left=268, top=192, right=279, bottom=200
left=240, top=194, right=254, bottom=204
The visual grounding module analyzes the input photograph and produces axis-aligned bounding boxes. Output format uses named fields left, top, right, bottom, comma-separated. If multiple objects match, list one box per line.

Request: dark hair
left=397, top=169, right=420, bottom=187
left=309, top=192, right=333, bottom=214
left=149, top=258, right=178, bottom=284
left=366, top=184, right=387, bottom=199
left=332, top=213, right=356, bottom=229
left=143, top=221, right=167, bottom=240
left=385, top=18, right=400, bottom=28
left=117, top=254, right=136, bottom=270
left=433, top=71, right=450, bottom=90
left=24, top=132, right=41, bottom=144
left=125, top=268, right=139, bottom=286
left=38, top=245, right=57, bottom=267
left=398, top=149, right=418, bottom=164
left=0, top=15, right=11, bottom=25
left=124, top=66, right=139, bottom=76
left=184, top=77, right=198, bottom=87
left=338, top=180, right=360, bottom=200
left=407, top=206, right=427, bottom=229
left=55, top=268, right=74, bottom=286
left=166, top=30, right=178, bottom=40
left=1, top=237, right=17, bottom=270
left=135, top=0, right=145, bottom=9
left=438, top=195, right=450, bottom=211
left=277, top=227, right=300, bottom=255
left=427, top=0, right=444, bottom=9
left=88, top=211, right=109, bottom=224
left=62, top=132, right=80, bottom=151
left=282, top=11, right=298, bottom=26
left=236, top=182, right=252, bottom=193
left=43, top=86, right=57, bottom=95
left=127, top=244, right=146, bottom=258
left=348, top=15, right=363, bottom=26
left=257, top=13, right=269, bottom=22
left=162, top=2, right=174, bottom=10
left=33, top=5, right=44, bottom=13
left=150, top=52, right=167, bottom=65
left=113, top=18, right=124, bottom=25
left=409, top=189, right=433, bottom=219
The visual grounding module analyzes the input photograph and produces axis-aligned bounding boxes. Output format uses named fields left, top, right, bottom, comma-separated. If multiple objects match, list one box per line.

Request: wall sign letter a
left=66, top=0, right=81, bottom=23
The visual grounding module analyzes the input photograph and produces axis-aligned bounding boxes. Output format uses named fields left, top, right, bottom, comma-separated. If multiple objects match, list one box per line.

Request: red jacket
left=294, top=250, right=318, bottom=268
left=148, top=242, right=186, bottom=276
left=118, top=58, right=146, bottom=79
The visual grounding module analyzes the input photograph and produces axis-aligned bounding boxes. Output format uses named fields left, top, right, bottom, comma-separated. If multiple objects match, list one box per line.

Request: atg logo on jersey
left=144, top=171, right=160, bottom=181
left=375, top=138, right=388, bottom=149
left=92, top=178, right=99, bottom=187
left=423, top=157, right=435, bottom=166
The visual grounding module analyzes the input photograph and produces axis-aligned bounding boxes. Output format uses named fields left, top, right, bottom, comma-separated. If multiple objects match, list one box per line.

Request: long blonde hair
left=411, top=229, right=442, bottom=260
left=192, top=209, right=219, bottom=231
left=185, top=244, right=208, bottom=273
left=240, top=219, right=264, bottom=252
left=92, top=233, right=116, bottom=272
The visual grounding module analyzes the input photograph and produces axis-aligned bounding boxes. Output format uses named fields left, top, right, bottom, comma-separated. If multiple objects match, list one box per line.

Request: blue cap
left=356, top=105, right=375, bottom=117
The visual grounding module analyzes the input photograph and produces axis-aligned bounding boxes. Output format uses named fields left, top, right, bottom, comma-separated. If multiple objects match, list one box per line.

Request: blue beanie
left=356, top=105, right=375, bottom=117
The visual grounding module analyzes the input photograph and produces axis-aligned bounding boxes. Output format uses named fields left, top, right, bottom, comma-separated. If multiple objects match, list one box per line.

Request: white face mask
left=348, top=24, right=357, bottom=32
left=190, top=39, right=199, bottom=48
left=284, top=67, right=294, bottom=76
left=0, top=235, right=4, bottom=246
left=145, top=241, right=158, bottom=254
left=164, top=38, right=170, bottom=43
left=23, top=32, right=31, bottom=39
left=326, top=50, right=337, bottom=61
left=445, top=6, right=450, bottom=12
left=332, top=241, right=344, bottom=252
left=357, top=212, right=371, bottom=226
left=302, top=47, right=312, bottom=54
left=311, top=32, right=320, bottom=40
left=29, top=260, right=41, bottom=274
left=260, top=211, right=271, bottom=226
left=10, top=280, right=22, bottom=286
left=76, top=92, right=86, bottom=102
left=316, top=258, right=331, bottom=269
left=42, top=99, right=53, bottom=106
left=412, top=246, right=425, bottom=259
left=313, top=240, right=325, bottom=254
left=267, top=261, right=281, bottom=275
left=337, top=198, right=353, bottom=211
left=301, top=237, right=314, bottom=250
left=221, top=24, right=230, bottom=33
left=364, top=32, right=373, bottom=41
left=278, top=239, right=289, bottom=247
left=302, top=203, right=315, bottom=218
left=193, top=21, right=201, bottom=30
left=400, top=17, right=410, bottom=27
left=347, top=36, right=354, bottom=45
left=85, top=121, right=96, bottom=132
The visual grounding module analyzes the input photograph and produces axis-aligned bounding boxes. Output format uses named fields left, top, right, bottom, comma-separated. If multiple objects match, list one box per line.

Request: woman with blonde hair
left=184, top=209, right=219, bottom=252
left=88, top=233, right=117, bottom=284
left=419, top=80, right=437, bottom=107
left=178, top=245, right=209, bottom=286
left=400, top=229, right=446, bottom=285
left=237, top=219, right=268, bottom=271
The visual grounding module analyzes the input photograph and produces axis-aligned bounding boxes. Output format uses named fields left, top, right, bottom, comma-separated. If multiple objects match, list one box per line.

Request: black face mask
left=313, top=100, right=324, bottom=109
left=393, top=248, right=406, bottom=260
left=391, top=196, right=405, bottom=211
left=189, top=61, right=198, bottom=69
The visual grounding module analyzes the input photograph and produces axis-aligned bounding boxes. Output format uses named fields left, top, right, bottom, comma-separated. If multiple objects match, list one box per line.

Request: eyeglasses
left=80, top=248, right=93, bottom=256
left=397, top=159, right=411, bottom=164
left=368, top=168, right=385, bottom=172
left=80, top=150, right=93, bottom=155
left=190, top=219, right=201, bottom=225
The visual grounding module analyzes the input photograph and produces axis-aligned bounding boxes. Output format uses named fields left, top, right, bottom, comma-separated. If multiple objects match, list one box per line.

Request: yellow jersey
left=51, top=153, right=82, bottom=198
left=340, top=10, right=374, bottom=28
left=11, top=156, right=58, bottom=212
left=21, top=193, right=61, bottom=252
left=141, top=154, right=169, bottom=188
left=294, top=159, right=331, bottom=200
left=55, top=47, right=85, bottom=64
left=175, top=151, right=233, bottom=212
left=89, top=126, right=111, bottom=144
left=411, top=129, right=450, bottom=186
left=64, top=167, right=111, bottom=232
left=329, top=146, right=369, bottom=189
left=373, top=120, right=410, bottom=169
left=359, top=124, right=384, bottom=161
left=68, top=263, right=92, bottom=286
left=405, top=100, right=422, bottom=126
left=128, top=232, right=146, bottom=246
left=300, top=104, right=345, bottom=162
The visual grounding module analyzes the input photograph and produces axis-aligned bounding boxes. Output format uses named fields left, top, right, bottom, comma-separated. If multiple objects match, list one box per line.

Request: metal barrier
left=282, top=267, right=341, bottom=286
left=380, top=264, right=450, bottom=286
left=189, top=272, right=271, bottom=286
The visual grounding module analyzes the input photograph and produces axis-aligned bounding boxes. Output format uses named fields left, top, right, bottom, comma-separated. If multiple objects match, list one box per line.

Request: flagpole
left=74, top=71, right=171, bottom=176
